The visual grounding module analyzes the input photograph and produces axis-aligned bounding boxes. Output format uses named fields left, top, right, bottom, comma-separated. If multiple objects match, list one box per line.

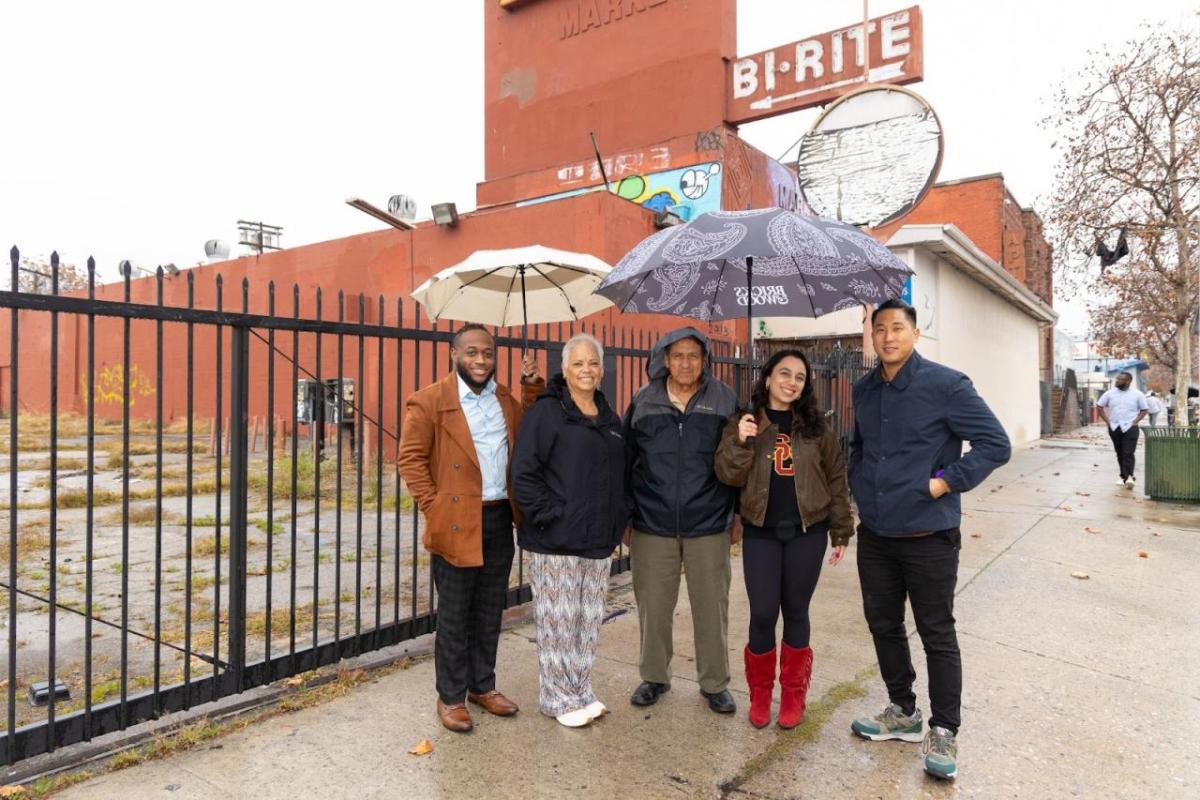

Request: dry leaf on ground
left=1070, top=571, right=1090, bottom=580
left=1084, top=527, right=1101, bottom=534
left=1151, top=531, right=1162, bottom=537
left=1076, top=491, right=1090, bottom=497
left=409, top=739, right=434, bottom=756
left=282, top=677, right=304, bottom=688
left=1137, top=551, right=1149, bottom=559
left=970, top=533, right=981, bottom=538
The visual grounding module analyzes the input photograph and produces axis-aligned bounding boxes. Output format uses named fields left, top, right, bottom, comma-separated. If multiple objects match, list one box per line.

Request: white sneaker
left=1124, top=477, right=1135, bottom=488
left=555, top=707, right=594, bottom=728
left=584, top=700, right=607, bottom=720
left=1116, top=478, right=1127, bottom=486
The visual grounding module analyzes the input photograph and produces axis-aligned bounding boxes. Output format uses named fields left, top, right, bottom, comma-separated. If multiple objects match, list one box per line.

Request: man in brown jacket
left=398, top=324, right=541, bottom=732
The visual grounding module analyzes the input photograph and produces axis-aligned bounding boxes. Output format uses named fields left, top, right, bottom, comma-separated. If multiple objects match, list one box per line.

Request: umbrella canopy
left=412, top=245, right=614, bottom=344
left=594, top=208, right=911, bottom=321
left=596, top=207, right=912, bottom=431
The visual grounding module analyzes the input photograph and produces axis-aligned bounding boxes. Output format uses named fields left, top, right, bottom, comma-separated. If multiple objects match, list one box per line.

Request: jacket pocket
left=801, top=463, right=832, bottom=515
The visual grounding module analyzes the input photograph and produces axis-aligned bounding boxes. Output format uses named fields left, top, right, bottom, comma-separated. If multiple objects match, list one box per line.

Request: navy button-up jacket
left=849, top=351, right=1011, bottom=536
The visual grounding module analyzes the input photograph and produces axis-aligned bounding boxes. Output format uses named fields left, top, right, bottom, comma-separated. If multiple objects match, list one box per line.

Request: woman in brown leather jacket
left=714, top=348, right=854, bottom=730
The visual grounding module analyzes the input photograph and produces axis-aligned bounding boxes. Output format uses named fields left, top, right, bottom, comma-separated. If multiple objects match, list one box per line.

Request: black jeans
left=742, top=524, right=828, bottom=653
left=857, top=525, right=961, bottom=733
left=431, top=504, right=515, bottom=704
left=1107, top=425, right=1140, bottom=480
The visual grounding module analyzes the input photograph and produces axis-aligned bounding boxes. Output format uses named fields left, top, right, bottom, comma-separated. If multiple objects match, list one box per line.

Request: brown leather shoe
left=437, top=698, right=474, bottom=732
left=467, top=689, right=519, bottom=716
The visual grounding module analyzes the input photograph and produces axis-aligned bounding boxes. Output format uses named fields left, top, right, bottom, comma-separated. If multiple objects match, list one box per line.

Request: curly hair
left=750, top=348, right=825, bottom=440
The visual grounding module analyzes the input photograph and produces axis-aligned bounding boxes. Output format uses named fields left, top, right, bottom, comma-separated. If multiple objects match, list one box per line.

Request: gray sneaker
left=921, top=726, right=958, bottom=780
left=850, top=703, right=924, bottom=742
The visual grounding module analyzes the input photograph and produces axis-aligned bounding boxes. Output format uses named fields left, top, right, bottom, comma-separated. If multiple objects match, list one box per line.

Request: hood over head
left=647, top=326, right=710, bottom=381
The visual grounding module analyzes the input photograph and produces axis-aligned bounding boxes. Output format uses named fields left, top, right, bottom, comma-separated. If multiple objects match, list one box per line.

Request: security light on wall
left=431, top=202, right=460, bottom=227
left=654, top=209, right=684, bottom=229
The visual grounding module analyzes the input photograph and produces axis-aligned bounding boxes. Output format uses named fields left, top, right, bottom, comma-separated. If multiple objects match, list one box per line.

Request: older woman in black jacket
left=512, top=333, right=629, bottom=728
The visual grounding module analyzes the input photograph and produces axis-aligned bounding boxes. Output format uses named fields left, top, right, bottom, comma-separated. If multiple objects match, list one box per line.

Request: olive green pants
left=630, top=530, right=731, bottom=694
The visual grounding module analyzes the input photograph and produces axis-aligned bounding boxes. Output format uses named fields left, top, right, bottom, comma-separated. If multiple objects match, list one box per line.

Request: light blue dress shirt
left=1097, top=387, right=1148, bottom=432
left=457, top=374, right=509, bottom=501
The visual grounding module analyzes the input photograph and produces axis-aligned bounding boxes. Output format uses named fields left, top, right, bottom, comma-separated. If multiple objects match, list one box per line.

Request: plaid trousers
left=431, top=504, right=515, bottom=704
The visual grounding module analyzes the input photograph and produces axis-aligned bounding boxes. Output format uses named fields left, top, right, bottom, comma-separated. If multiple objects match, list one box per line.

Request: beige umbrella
left=411, top=245, right=614, bottom=349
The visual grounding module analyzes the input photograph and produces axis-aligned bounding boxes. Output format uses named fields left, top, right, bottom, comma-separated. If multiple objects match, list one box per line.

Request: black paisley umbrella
left=595, top=207, right=912, bottom=423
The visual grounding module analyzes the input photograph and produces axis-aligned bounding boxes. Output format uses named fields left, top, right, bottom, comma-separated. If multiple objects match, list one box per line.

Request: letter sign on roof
left=726, top=6, right=923, bottom=125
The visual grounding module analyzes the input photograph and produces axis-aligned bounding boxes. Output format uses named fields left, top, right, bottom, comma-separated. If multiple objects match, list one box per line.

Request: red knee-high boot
left=778, top=643, right=813, bottom=729
left=744, top=645, right=776, bottom=729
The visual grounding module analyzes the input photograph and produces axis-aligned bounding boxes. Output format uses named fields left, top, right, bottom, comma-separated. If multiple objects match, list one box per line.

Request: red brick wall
left=483, top=0, right=736, bottom=184
left=873, top=175, right=1054, bottom=307
left=0, top=192, right=744, bottom=423
left=873, top=175, right=1005, bottom=263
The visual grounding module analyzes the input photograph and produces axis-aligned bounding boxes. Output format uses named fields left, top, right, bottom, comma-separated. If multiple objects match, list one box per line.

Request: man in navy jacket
left=848, top=299, right=1010, bottom=782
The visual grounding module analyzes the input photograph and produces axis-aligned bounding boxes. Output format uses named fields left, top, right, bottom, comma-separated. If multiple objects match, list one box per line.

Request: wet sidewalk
left=54, top=427, right=1200, bottom=799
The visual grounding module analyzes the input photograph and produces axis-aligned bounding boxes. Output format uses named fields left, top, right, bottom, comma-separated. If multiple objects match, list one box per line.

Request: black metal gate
left=0, top=246, right=866, bottom=767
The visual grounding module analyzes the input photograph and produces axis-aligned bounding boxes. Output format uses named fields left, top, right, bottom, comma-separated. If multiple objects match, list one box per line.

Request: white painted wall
left=758, top=243, right=1044, bottom=445
left=908, top=247, right=1042, bottom=446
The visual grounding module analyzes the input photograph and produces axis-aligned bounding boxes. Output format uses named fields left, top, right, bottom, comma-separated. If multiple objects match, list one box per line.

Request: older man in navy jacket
left=848, top=299, right=1010, bottom=782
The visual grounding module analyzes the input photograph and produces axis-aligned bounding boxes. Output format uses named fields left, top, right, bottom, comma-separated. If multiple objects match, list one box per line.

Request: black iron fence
left=0, top=246, right=867, bottom=767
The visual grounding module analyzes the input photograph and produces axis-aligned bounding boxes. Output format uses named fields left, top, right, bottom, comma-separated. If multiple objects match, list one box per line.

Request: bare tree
left=11, top=255, right=90, bottom=294
left=1045, top=20, right=1200, bottom=406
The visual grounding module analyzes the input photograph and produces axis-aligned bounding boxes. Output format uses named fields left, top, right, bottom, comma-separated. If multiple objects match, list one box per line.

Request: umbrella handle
left=745, top=402, right=757, bottom=446
left=745, top=255, right=755, bottom=445
left=519, top=264, right=529, bottom=353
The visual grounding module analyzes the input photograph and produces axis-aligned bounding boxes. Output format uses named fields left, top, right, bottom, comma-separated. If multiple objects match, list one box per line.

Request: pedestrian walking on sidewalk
left=1097, top=371, right=1148, bottom=488
left=397, top=324, right=543, bottom=733
left=1145, top=390, right=1161, bottom=427
left=848, top=299, right=1011, bottom=782
left=714, top=348, right=854, bottom=730
left=624, top=327, right=740, bottom=715
left=511, top=333, right=630, bottom=728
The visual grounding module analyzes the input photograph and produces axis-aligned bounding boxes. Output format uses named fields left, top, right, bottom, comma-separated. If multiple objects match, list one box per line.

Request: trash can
left=1143, top=426, right=1200, bottom=502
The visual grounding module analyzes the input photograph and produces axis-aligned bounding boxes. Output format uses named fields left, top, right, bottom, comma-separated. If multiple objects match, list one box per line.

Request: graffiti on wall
left=522, top=161, right=724, bottom=218
left=80, top=363, right=156, bottom=408
left=767, top=158, right=801, bottom=214
left=555, top=145, right=672, bottom=189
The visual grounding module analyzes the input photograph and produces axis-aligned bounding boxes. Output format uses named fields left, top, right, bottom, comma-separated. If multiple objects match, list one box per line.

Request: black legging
left=743, top=525, right=828, bottom=653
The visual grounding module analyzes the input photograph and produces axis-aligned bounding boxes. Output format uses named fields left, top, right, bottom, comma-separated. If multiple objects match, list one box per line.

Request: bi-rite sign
left=726, top=6, right=923, bottom=125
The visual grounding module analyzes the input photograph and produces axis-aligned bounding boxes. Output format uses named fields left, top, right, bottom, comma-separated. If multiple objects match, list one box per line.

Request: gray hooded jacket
left=623, top=328, right=738, bottom=537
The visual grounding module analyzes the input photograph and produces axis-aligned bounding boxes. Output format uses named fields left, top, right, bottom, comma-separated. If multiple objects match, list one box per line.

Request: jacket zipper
left=675, top=417, right=683, bottom=537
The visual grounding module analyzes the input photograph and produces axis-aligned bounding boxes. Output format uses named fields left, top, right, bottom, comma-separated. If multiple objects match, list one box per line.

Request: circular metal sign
left=794, top=85, right=943, bottom=228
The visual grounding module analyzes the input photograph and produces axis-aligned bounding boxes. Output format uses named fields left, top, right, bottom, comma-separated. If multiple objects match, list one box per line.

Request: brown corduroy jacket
left=713, top=410, right=855, bottom=547
left=398, top=370, right=541, bottom=567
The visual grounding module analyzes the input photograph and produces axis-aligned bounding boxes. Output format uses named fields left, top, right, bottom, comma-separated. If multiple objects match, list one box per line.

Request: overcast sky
left=2, top=0, right=1195, bottom=333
